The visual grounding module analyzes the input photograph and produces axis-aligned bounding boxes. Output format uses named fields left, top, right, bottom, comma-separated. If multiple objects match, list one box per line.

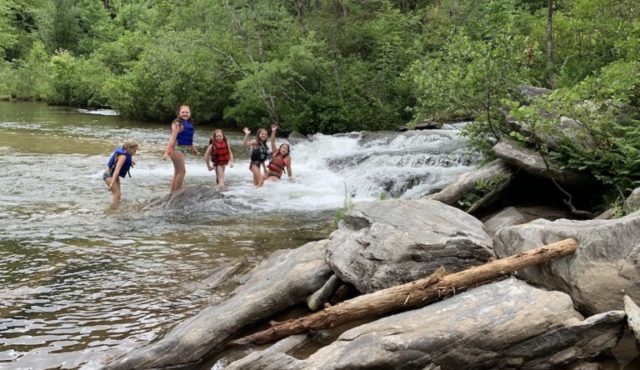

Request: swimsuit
left=175, top=145, right=192, bottom=154
left=250, top=142, right=270, bottom=168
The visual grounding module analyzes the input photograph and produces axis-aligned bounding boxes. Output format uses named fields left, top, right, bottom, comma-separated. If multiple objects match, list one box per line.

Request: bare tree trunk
left=546, top=0, right=554, bottom=88
left=232, top=238, right=578, bottom=346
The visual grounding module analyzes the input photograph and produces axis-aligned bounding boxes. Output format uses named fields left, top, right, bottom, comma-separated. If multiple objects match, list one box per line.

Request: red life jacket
left=268, top=152, right=289, bottom=178
left=211, top=140, right=230, bottom=165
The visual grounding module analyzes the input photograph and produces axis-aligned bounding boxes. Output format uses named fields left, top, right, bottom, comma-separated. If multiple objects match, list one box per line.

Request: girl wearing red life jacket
left=266, top=123, right=292, bottom=182
left=205, top=129, right=234, bottom=189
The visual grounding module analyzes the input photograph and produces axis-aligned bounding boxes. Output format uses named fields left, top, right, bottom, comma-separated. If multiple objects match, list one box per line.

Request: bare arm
left=229, top=145, right=234, bottom=167
left=270, top=124, right=278, bottom=153
left=286, top=158, right=292, bottom=178
left=163, top=122, right=181, bottom=159
left=108, top=155, right=126, bottom=189
left=242, top=127, right=253, bottom=146
left=204, top=144, right=214, bottom=170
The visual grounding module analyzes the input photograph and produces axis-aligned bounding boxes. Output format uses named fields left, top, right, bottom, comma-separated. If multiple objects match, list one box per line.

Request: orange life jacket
left=268, top=152, right=289, bottom=178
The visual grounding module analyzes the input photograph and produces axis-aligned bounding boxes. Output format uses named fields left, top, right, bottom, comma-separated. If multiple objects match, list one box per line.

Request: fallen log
left=231, top=238, right=577, bottom=346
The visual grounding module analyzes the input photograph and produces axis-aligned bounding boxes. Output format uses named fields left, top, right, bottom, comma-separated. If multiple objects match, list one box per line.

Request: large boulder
left=236, top=278, right=624, bottom=370
left=483, top=206, right=570, bottom=237
left=494, top=212, right=640, bottom=314
left=326, top=199, right=494, bottom=293
left=103, top=240, right=332, bottom=370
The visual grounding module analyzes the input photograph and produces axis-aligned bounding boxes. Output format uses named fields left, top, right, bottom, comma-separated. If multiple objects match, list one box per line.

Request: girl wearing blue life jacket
left=103, top=139, right=139, bottom=209
left=162, top=105, right=199, bottom=192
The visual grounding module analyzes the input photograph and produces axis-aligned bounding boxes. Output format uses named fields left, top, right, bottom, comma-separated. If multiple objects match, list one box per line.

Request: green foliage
left=0, top=0, right=637, bottom=146
left=554, top=62, right=640, bottom=192
left=457, top=174, right=510, bottom=210
left=104, top=29, right=234, bottom=121
left=0, top=0, right=18, bottom=59
left=409, top=29, right=529, bottom=155
left=46, top=50, right=112, bottom=106
left=10, top=40, right=49, bottom=99
left=507, top=60, right=640, bottom=204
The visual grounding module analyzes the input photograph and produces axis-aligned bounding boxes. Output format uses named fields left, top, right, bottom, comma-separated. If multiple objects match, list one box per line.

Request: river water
left=0, top=102, right=479, bottom=369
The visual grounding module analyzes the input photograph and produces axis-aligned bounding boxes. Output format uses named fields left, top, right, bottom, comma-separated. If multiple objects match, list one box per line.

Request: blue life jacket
left=176, top=119, right=194, bottom=146
left=107, top=147, right=133, bottom=178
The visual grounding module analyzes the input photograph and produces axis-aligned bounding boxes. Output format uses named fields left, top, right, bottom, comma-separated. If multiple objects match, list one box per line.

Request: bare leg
left=104, top=176, right=121, bottom=209
left=249, top=164, right=263, bottom=187
left=169, top=151, right=186, bottom=192
left=216, top=165, right=226, bottom=189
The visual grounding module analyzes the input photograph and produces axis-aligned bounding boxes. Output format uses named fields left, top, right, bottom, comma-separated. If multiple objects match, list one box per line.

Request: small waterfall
left=140, top=125, right=483, bottom=214
left=290, top=126, right=482, bottom=201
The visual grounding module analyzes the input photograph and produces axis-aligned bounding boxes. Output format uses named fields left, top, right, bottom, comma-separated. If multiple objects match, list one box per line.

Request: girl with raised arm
left=242, top=127, right=270, bottom=187
left=265, top=124, right=292, bottom=182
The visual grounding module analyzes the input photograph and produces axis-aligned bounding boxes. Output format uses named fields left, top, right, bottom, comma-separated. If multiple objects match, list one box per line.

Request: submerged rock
left=326, top=199, right=494, bottom=293
left=144, top=185, right=225, bottom=210
left=103, top=240, right=331, bottom=370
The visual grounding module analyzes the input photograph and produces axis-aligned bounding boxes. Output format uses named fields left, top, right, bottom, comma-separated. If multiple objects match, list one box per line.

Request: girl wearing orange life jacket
left=205, top=129, right=234, bottom=189
left=266, top=123, right=292, bottom=182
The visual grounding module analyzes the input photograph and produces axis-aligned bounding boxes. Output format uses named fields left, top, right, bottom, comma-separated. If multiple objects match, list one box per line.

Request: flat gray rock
left=495, top=212, right=640, bottom=314
left=327, top=199, right=494, bottom=293
left=254, top=278, right=624, bottom=370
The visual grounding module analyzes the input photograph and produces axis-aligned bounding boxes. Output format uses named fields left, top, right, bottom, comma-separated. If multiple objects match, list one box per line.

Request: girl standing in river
left=265, top=124, right=292, bottom=182
left=162, top=105, right=199, bottom=192
left=104, top=139, right=139, bottom=209
left=242, top=126, right=270, bottom=187
left=205, top=129, right=234, bottom=190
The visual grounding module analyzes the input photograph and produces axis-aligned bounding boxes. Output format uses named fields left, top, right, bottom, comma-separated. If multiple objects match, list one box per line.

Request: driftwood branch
left=231, top=238, right=578, bottom=346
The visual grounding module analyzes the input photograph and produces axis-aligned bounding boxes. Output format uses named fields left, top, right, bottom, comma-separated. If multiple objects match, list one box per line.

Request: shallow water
left=0, top=102, right=478, bottom=369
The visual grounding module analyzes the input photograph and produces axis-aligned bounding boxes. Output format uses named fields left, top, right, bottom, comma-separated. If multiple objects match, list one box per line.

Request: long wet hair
left=255, top=128, right=268, bottom=146
left=277, top=143, right=290, bottom=158
left=171, top=104, right=193, bottom=127
left=210, top=129, right=228, bottom=146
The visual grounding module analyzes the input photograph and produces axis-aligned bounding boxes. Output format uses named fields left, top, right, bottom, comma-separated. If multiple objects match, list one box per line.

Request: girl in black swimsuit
left=242, top=127, right=270, bottom=187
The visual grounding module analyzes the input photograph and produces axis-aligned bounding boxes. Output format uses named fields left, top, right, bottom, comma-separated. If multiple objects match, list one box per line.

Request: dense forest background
left=1, top=0, right=639, bottom=203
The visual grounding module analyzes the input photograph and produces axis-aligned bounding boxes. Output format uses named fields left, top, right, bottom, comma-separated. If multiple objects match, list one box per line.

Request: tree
left=546, top=0, right=554, bottom=87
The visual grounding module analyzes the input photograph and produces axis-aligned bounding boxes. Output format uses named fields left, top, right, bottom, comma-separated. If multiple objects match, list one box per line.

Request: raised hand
left=243, top=127, right=251, bottom=135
